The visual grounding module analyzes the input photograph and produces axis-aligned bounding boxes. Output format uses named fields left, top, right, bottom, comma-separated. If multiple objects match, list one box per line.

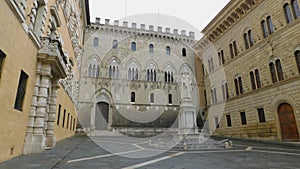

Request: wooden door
left=95, top=102, right=109, bottom=130
left=278, top=103, right=299, bottom=142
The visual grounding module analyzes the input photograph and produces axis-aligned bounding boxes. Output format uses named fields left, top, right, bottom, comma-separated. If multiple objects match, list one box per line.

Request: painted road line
left=68, top=149, right=142, bottom=163
left=132, top=144, right=145, bottom=150
left=187, top=150, right=246, bottom=154
left=122, top=152, right=186, bottom=169
left=245, top=147, right=253, bottom=151
left=251, top=150, right=300, bottom=156
left=235, top=144, right=300, bottom=152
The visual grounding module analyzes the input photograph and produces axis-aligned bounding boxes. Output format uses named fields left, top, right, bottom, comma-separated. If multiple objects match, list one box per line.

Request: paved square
left=0, top=136, right=300, bottom=169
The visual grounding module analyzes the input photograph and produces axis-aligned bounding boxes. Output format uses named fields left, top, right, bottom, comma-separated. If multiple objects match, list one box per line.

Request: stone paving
left=0, top=135, right=300, bottom=169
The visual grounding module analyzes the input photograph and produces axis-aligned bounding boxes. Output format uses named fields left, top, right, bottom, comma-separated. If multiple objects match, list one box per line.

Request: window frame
left=131, top=42, right=137, bottom=51
left=14, top=70, right=29, bottom=111
left=93, top=37, right=99, bottom=47
left=168, top=94, right=172, bottom=104
left=182, top=48, right=187, bottom=57
left=257, top=108, right=266, bottom=123
left=150, top=93, right=154, bottom=104
left=0, top=50, right=6, bottom=79
left=149, top=44, right=154, bottom=53
left=226, top=114, right=232, bottom=127
left=292, top=0, right=300, bottom=19
left=240, top=112, right=247, bottom=125
left=284, top=3, right=293, bottom=23
left=131, top=92, right=136, bottom=103
left=166, top=46, right=171, bottom=55
left=57, top=104, right=61, bottom=125
left=112, top=40, right=118, bottom=49
left=295, top=50, right=300, bottom=74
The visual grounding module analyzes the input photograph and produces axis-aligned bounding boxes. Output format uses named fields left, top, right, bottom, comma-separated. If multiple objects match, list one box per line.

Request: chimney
left=140, top=24, right=146, bottom=30
left=181, top=30, right=186, bottom=36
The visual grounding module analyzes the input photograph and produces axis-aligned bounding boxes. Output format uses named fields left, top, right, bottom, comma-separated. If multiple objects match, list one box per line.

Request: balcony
left=37, top=37, right=68, bottom=79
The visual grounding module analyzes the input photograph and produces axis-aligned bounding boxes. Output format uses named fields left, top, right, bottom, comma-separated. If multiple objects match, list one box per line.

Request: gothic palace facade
left=78, top=19, right=199, bottom=132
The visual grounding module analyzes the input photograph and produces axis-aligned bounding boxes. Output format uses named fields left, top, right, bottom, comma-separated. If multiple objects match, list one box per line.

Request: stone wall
left=195, top=0, right=300, bottom=141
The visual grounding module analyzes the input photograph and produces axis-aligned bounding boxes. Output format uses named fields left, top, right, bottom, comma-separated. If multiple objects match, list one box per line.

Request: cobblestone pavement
left=1, top=135, right=300, bottom=169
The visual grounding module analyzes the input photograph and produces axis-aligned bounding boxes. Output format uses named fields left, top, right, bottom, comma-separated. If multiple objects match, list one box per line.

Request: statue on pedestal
left=181, top=71, right=192, bottom=100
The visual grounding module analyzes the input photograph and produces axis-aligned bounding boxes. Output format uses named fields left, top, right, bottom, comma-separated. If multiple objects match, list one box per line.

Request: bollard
left=148, top=139, right=152, bottom=146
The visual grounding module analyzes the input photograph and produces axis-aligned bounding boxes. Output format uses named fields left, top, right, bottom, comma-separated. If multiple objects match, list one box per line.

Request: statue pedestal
left=178, top=99, right=198, bottom=135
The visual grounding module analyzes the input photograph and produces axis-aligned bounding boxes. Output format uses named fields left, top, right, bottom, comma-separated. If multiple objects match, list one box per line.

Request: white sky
left=89, top=0, right=230, bottom=39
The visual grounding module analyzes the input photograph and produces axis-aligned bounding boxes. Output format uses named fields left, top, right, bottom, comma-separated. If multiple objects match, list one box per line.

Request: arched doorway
left=278, top=103, right=299, bottom=142
left=95, top=102, right=109, bottom=130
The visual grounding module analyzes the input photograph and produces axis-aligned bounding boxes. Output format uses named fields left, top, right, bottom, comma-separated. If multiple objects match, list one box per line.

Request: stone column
left=24, top=63, right=51, bottom=154
left=23, top=74, right=41, bottom=154
left=90, top=103, right=96, bottom=130
left=46, top=79, right=59, bottom=148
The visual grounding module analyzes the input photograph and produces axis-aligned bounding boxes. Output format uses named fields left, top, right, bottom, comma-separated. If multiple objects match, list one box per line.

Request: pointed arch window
left=109, top=66, right=119, bottom=79
left=150, top=93, right=154, bottom=103
left=112, top=40, right=118, bottom=49
left=88, top=65, right=92, bottom=77
left=166, top=46, right=171, bottom=55
left=234, top=76, right=243, bottom=96
left=218, top=50, right=225, bottom=65
left=93, top=37, right=99, bottom=47
left=269, top=59, right=284, bottom=83
left=182, top=48, right=187, bottom=57
left=168, top=94, right=172, bottom=104
left=147, top=69, right=157, bottom=82
left=131, top=92, right=135, bottom=103
left=250, top=69, right=261, bottom=90
left=131, top=42, right=136, bottom=51
left=149, top=44, right=154, bottom=53
left=229, top=41, right=238, bottom=58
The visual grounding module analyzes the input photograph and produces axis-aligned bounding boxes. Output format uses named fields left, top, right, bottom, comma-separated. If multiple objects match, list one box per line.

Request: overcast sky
left=89, top=0, right=230, bottom=39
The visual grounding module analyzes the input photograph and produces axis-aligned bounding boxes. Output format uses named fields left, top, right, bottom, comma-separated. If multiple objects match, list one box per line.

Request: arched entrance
left=95, top=102, right=109, bottom=130
left=278, top=103, right=299, bottom=142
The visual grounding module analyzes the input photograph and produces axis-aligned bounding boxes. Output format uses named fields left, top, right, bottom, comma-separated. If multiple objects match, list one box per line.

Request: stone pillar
left=46, top=79, right=59, bottom=148
left=90, top=103, right=96, bottom=130
left=23, top=63, right=51, bottom=154
left=23, top=74, right=41, bottom=154
left=178, top=100, right=198, bottom=135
